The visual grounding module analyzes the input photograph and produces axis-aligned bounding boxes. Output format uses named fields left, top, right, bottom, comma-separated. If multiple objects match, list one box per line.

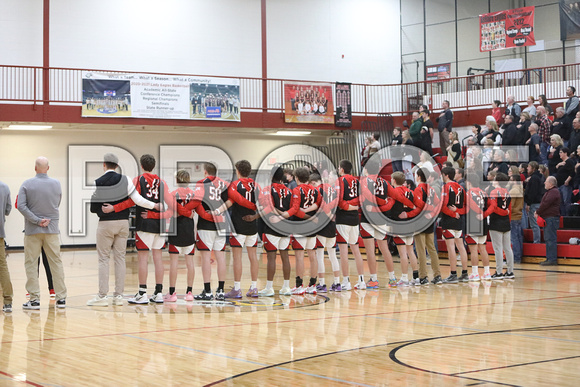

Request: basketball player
left=488, top=173, right=514, bottom=280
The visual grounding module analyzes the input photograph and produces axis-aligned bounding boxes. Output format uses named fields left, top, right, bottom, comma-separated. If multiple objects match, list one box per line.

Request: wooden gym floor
left=1, top=248, right=579, bottom=386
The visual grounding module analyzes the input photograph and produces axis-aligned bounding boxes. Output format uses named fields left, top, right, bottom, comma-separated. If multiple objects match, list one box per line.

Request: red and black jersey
left=465, top=187, right=493, bottom=236
left=387, top=185, right=415, bottom=221
left=167, top=187, right=196, bottom=247
left=489, top=187, right=512, bottom=232
left=289, top=183, right=322, bottom=237
left=195, top=176, right=229, bottom=231
left=229, top=178, right=260, bottom=236
left=316, top=183, right=338, bottom=238
left=133, top=173, right=167, bottom=233
left=407, top=183, right=440, bottom=234
left=259, top=183, right=292, bottom=237
left=440, top=181, right=466, bottom=231
left=336, top=174, right=359, bottom=226
left=360, top=175, right=391, bottom=225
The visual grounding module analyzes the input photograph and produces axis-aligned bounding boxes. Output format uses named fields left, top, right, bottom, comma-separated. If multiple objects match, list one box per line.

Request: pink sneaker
left=163, top=292, right=177, bottom=302
left=246, top=287, right=258, bottom=297
left=185, top=291, right=194, bottom=301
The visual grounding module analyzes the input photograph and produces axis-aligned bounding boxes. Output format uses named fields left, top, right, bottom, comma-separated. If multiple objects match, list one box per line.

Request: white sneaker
left=112, top=295, right=124, bottom=306
left=290, top=285, right=305, bottom=295
left=86, top=295, right=109, bottom=307
left=128, top=292, right=149, bottom=304
left=397, top=278, right=409, bottom=287
left=409, top=278, right=420, bottom=286
left=341, top=281, right=352, bottom=291
left=149, top=293, right=164, bottom=303
left=354, top=281, right=366, bottom=290
left=469, top=273, right=480, bottom=282
left=279, top=286, right=292, bottom=296
left=306, top=285, right=317, bottom=294
left=481, top=273, right=492, bottom=281
left=258, top=288, right=275, bottom=297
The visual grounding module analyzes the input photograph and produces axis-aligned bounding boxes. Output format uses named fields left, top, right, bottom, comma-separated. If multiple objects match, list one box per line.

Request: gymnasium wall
left=0, top=128, right=327, bottom=248
left=0, top=0, right=43, bottom=66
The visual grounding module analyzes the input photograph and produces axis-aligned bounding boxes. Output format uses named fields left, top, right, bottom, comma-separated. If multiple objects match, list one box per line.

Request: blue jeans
left=540, top=142, right=549, bottom=166
left=544, top=217, right=559, bottom=263
left=559, top=185, right=572, bottom=216
left=521, top=203, right=528, bottom=229
left=528, top=203, right=541, bottom=243
left=510, top=220, right=523, bottom=262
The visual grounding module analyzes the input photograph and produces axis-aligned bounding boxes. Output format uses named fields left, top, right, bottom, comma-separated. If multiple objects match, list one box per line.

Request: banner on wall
left=426, top=63, right=451, bottom=82
left=335, top=82, right=352, bottom=127
left=560, top=0, right=580, bottom=40
left=81, top=72, right=240, bottom=121
left=283, top=82, right=334, bottom=124
left=479, top=6, right=535, bottom=52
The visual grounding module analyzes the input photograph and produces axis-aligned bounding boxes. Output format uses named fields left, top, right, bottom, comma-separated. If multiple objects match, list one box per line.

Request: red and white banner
left=479, top=6, right=535, bottom=52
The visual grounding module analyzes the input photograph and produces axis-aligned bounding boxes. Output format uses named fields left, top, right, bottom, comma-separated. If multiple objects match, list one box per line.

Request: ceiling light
left=5, top=125, right=53, bottom=130
left=274, top=130, right=311, bottom=136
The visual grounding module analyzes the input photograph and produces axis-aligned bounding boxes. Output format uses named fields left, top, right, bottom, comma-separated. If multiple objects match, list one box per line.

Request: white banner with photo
left=81, top=72, right=240, bottom=121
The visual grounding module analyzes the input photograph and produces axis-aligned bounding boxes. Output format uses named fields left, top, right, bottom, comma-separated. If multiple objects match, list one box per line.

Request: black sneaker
left=2, top=304, right=12, bottom=313
left=23, top=300, right=40, bottom=310
left=431, top=275, right=443, bottom=285
left=459, top=272, right=469, bottom=283
left=540, top=260, right=558, bottom=266
left=504, top=272, right=515, bottom=279
left=215, top=289, right=225, bottom=301
left=56, top=299, right=66, bottom=308
left=419, top=277, right=430, bottom=286
left=442, top=274, right=458, bottom=284
left=194, top=290, right=214, bottom=301
left=491, top=272, right=504, bottom=280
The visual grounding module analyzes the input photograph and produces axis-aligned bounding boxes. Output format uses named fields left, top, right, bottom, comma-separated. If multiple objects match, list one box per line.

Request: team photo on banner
left=283, top=82, right=334, bottom=124
left=479, top=6, right=535, bottom=52
left=82, top=72, right=240, bottom=122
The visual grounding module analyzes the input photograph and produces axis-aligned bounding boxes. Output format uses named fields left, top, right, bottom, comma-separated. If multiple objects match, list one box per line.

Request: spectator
left=504, top=95, right=521, bottom=122
left=370, top=133, right=381, bottom=154
left=420, top=109, right=434, bottom=154
left=555, top=147, right=575, bottom=216
left=401, top=130, right=414, bottom=180
left=539, top=164, right=550, bottom=181
left=516, top=112, right=532, bottom=145
left=538, top=94, right=553, bottom=116
left=552, top=107, right=571, bottom=147
left=0, top=179, right=13, bottom=313
left=446, top=131, right=462, bottom=168
left=489, top=149, right=509, bottom=175
left=547, top=134, right=564, bottom=176
left=526, top=123, right=541, bottom=164
left=471, top=124, right=484, bottom=145
left=522, top=96, right=536, bottom=120
left=569, top=118, right=580, bottom=154
left=484, top=117, right=502, bottom=145
left=536, top=176, right=561, bottom=266
left=492, top=100, right=503, bottom=125
left=437, top=100, right=453, bottom=156
left=525, top=161, right=544, bottom=244
left=409, top=111, right=423, bottom=146
left=284, top=168, right=297, bottom=190
left=508, top=171, right=524, bottom=263
left=501, top=115, right=518, bottom=146
left=564, top=85, right=579, bottom=126
left=535, top=106, right=552, bottom=165
left=361, top=136, right=373, bottom=167
left=391, top=127, right=403, bottom=173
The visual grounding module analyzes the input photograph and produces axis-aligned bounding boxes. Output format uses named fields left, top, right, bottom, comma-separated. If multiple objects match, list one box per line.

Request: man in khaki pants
left=0, top=180, right=14, bottom=313
left=17, top=157, right=66, bottom=309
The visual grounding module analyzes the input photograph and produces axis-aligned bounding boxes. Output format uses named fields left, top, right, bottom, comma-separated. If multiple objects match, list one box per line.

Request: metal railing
left=0, top=62, right=579, bottom=115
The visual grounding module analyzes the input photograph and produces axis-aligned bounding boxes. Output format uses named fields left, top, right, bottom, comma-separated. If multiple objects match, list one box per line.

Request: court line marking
left=0, top=370, right=44, bottom=387
left=4, top=293, right=580, bottom=345
left=124, top=334, right=375, bottom=387
left=451, top=355, right=580, bottom=375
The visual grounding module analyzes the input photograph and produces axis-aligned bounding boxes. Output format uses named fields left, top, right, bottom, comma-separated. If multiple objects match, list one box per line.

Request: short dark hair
left=140, top=154, right=156, bottom=172
left=235, top=160, right=252, bottom=177
left=529, top=161, right=539, bottom=171
left=391, top=171, right=405, bottom=185
left=294, top=167, right=310, bottom=184
left=104, top=162, right=118, bottom=170
left=441, top=166, right=455, bottom=180
left=560, top=147, right=570, bottom=155
left=271, top=166, right=284, bottom=183
left=569, top=85, right=576, bottom=94
left=416, top=168, right=427, bottom=183
left=456, top=168, right=464, bottom=177
left=466, top=173, right=480, bottom=187
left=204, top=162, right=217, bottom=176
left=473, top=123, right=481, bottom=133
left=309, top=173, right=321, bottom=184
left=442, top=161, right=453, bottom=168
left=495, top=172, right=509, bottom=182
left=405, top=179, right=416, bottom=190
left=373, top=132, right=380, bottom=141
left=364, top=158, right=381, bottom=175
left=339, top=159, right=353, bottom=174
left=493, top=100, right=501, bottom=107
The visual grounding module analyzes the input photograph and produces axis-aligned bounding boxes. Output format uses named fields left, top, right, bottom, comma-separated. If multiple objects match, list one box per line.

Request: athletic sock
left=319, top=277, right=325, bottom=286
left=186, top=286, right=192, bottom=293
left=204, top=283, right=211, bottom=293
left=401, top=274, right=409, bottom=281
left=472, top=266, right=479, bottom=275
left=462, top=269, right=468, bottom=276
left=234, top=281, right=241, bottom=291
left=484, top=266, right=490, bottom=274
left=169, top=287, right=175, bottom=295
left=251, top=281, right=257, bottom=289
left=388, top=271, right=396, bottom=280
left=413, top=270, right=419, bottom=279
left=334, top=276, right=341, bottom=285
left=218, top=281, right=225, bottom=290
left=283, top=279, right=290, bottom=289
left=266, top=280, right=273, bottom=290
left=370, top=274, right=378, bottom=282
left=309, top=277, right=317, bottom=287
left=154, top=284, right=163, bottom=294
left=139, top=285, right=147, bottom=295
left=451, top=271, right=457, bottom=275
left=358, top=275, right=364, bottom=283
left=296, top=276, right=303, bottom=287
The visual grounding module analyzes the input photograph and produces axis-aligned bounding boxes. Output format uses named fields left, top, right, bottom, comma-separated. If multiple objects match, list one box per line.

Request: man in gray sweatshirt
left=17, top=157, right=67, bottom=309
left=0, top=180, right=14, bottom=313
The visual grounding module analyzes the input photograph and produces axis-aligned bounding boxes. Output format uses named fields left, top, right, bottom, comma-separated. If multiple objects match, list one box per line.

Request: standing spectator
left=17, top=157, right=67, bottom=309
left=564, top=86, right=579, bottom=125
left=504, top=95, right=521, bottom=122
left=391, top=127, right=403, bottom=173
left=446, top=131, right=462, bottom=168
left=538, top=94, right=553, bottom=116
left=547, top=134, right=564, bottom=176
left=569, top=118, right=580, bottom=154
left=536, top=106, right=552, bottom=165
left=420, top=109, right=434, bottom=154
left=516, top=112, right=532, bottom=145
left=536, top=176, right=561, bottom=266
left=437, top=100, right=453, bottom=156
left=552, top=107, right=571, bottom=147
left=370, top=133, right=381, bottom=154
left=284, top=168, right=297, bottom=190
left=525, top=162, right=545, bottom=244
left=409, top=111, right=423, bottom=146
left=0, top=180, right=13, bottom=313
left=555, top=147, right=575, bottom=216
left=508, top=170, right=524, bottom=263
left=501, top=115, right=518, bottom=146
left=491, top=100, right=503, bottom=125
left=360, top=136, right=373, bottom=167
left=471, top=124, right=484, bottom=145
left=522, top=96, right=536, bottom=119
left=484, top=117, right=502, bottom=145
left=526, top=123, right=542, bottom=164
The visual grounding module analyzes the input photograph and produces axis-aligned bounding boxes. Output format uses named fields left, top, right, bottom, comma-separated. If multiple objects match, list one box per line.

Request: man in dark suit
left=87, top=153, right=158, bottom=306
left=501, top=115, right=519, bottom=145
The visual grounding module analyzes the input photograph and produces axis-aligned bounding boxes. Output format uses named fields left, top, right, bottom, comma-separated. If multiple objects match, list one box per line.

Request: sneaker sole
left=23, top=306, right=40, bottom=310
left=128, top=300, right=149, bottom=304
left=56, top=304, right=66, bottom=309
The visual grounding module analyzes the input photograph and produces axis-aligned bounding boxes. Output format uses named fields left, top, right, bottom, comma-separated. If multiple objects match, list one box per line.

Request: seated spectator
left=471, top=124, right=484, bottom=144
left=484, top=117, right=502, bottom=145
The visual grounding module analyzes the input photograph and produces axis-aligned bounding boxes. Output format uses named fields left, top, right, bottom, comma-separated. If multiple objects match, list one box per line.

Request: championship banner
left=82, top=72, right=240, bottom=121
left=335, top=82, right=352, bottom=127
left=479, top=6, right=535, bottom=52
left=284, top=82, right=334, bottom=124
